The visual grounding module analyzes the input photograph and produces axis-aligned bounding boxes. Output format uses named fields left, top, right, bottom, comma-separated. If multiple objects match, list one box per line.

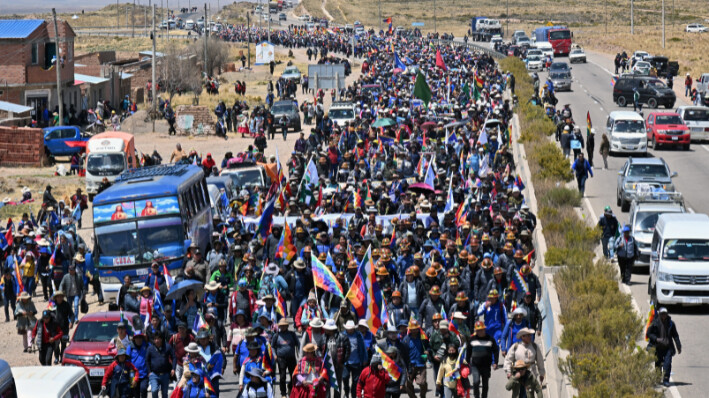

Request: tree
left=159, top=43, right=202, bottom=103
left=189, top=36, right=230, bottom=77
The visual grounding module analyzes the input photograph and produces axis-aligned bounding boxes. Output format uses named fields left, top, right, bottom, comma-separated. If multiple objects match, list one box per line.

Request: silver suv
left=629, top=192, right=685, bottom=264
left=616, top=157, right=677, bottom=212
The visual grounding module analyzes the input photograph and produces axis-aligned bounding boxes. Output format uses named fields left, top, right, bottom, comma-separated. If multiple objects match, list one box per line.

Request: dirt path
left=321, top=0, right=334, bottom=21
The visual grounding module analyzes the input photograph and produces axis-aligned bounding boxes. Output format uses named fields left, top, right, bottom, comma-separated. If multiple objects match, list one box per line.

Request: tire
left=621, top=198, right=630, bottom=212
left=652, top=136, right=658, bottom=149
left=88, top=194, right=95, bottom=202
left=617, top=96, right=627, bottom=107
left=651, top=283, right=659, bottom=305
left=647, top=97, right=658, bottom=109
left=684, top=143, right=691, bottom=151
left=296, top=122, right=301, bottom=132
left=617, top=191, right=622, bottom=206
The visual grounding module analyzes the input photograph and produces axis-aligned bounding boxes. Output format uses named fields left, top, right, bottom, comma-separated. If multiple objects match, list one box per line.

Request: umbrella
left=406, top=182, right=435, bottom=194
left=420, top=121, right=437, bottom=130
left=165, top=279, right=204, bottom=301
left=444, top=118, right=470, bottom=129
left=372, top=118, right=396, bottom=128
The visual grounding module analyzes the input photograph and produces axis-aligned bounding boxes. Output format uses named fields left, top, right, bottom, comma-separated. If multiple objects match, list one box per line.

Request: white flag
left=304, top=158, right=319, bottom=186
left=424, top=161, right=435, bottom=188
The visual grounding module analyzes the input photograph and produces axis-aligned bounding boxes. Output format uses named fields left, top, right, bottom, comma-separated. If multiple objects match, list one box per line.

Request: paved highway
left=530, top=49, right=708, bottom=397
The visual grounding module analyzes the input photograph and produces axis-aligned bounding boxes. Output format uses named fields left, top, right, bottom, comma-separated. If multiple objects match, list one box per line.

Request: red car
left=61, top=311, right=137, bottom=388
left=645, top=111, right=691, bottom=150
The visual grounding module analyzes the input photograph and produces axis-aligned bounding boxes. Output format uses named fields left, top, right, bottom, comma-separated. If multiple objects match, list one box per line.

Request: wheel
left=617, top=96, right=627, bottom=107
left=88, top=194, right=95, bottom=202
left=684, top=143, right=691, bottom=151
left=621, top=198, right=630, bottom=212
left=617, top=191, right=622, bottom=206
left=652, top=136, right=658, bottom=149
left=650, top=282, right=658, bottom=305
left=647, top=97, right=658, bottom=109
left=296, top=122, right=301, bottom=132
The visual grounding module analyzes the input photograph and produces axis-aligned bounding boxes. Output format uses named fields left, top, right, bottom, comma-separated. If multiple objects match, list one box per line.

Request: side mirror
left=651, top=251, right=659, bottom=261
left=671, top=171, right=678, bottom=178
left=617, top=170, right=624, bottom=176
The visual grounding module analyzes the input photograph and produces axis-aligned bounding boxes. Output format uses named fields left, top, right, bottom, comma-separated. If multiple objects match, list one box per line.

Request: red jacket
left=102, top=360, right=139, bottom=388
left=356, top=366, right=390, bottom=398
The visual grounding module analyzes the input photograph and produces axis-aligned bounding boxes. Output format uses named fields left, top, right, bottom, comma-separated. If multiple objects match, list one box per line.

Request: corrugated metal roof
left=0, top=100, right=32, bottom=114
left=0, top=20, right=44, bottom=39
left=74, top=73, right=109, bottom=84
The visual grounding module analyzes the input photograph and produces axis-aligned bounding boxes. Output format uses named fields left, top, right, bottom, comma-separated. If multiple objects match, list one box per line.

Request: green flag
left=461, top=82, right=470, bottom=106
left=413, top=71, right=432, bottom=105
left=472, top=83, right=481, bottom=101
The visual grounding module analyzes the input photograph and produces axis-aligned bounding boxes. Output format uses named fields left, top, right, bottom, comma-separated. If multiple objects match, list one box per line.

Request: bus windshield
left=95, top=217, right=185, bottom=266
left=87, top=153, right=125, bottom=176
left=549, top=30, right=571, bottom=40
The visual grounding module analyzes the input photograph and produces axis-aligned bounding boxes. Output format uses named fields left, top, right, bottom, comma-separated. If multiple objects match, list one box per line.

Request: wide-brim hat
left=205, top=280, right=220, bottom=291
left=323, top=319, right=338, bottom=330
left=265, top=263, right=280, bottom=275
left=293, top=259, right=306, bottom=269
left=516, top=327, right=536, bottom=339
left=310, top=318, right=324, bottom=328
left=18, top=291, right=31, bottom=300
left=247, top=368, right=266, bottom=382
left=185, top=342, right=200, bottom=353
left=344, top=320, right=356, bottom=329
left=513, top=359, right=530, bottom=369
left=303, top=343, right=317, bottom=353
left=278, top=318, right=290, bottom=327
left=53, top=290, right=65, bottom=298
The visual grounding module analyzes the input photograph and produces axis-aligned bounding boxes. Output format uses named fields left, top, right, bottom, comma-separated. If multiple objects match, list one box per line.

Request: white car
left=299, top=14, right=310, bottom=21
left=490, top=36, right=502, bottom=49
left=632, top=50, right=650, bottom=63
left=516, top=37, right=531, bottom=48
left=676, top=106, right=709, bottom=141
left=328, top=102, right=356, bottom=127
left=535, top=41, right=554, bottom=59
left=686, top=23, right=709, bottom=33
left=526, top=54, right=543, bottom=70
left=568, top=48, right=586, bottom=63
left=632, top=61, right=651, bottom=75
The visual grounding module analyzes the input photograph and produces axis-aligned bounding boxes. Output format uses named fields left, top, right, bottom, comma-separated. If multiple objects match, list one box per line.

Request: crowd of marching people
left=0, top=24, right=551, bottom=398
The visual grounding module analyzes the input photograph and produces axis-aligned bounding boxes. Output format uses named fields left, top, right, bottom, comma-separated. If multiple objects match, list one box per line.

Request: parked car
left=613, top=75, right=676, bottom=109
left=549, top=70, right=572, bottom=91
left=279, top=13, right=287, bottom=21
left=695, top=73, right=709, bottom=93
left=271, top=100, right=301, bottom=132
left=221, top=162, right=271, bottom=189
left=646, top=56, right=679, bottom=77
left=516, top=37, right=531, bottom=48
left=43, top=126, right=90, bottom=158
left=645, top=111, right=690, bottom=150
left=676, top=106, right=709, bottom=141
left=632, top=61, right=652, bottom=75
left=633, top=50, right=651, bottom=63
left=629, top=191, right=685, bottom=264
left=281, top=65, right=302, bottom=82
left=299, top=14, right=310, bottom=21
left=686, top=23, right=709, bottom=33
left=61, top=311, right=137, bottom=388
left=606, top=110, right=648, bottom=156
left=568, top=48, right=586, bottom=63
left=13, top=367, right=92, bottom=398
left=617, top=157, right=677, bottom=212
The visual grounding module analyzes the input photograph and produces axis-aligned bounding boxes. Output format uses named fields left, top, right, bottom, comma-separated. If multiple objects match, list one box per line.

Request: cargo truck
left=471, top=17, right=503, bottom=42
left=533, top=26, right=572, bottom=56
left=85, top=131, right=137, bottom=200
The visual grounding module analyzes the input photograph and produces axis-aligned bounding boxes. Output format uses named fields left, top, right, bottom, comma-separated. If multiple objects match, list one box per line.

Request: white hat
left=512, top=307, right=528, bottom=317
left=453, top=311, right=467, bottom=320
left=21, top=187, right=30, bottom=194
left=323, top=319, right=338, bottom=330
left=185, top=342, right=200, bottom=353
left=658, top=307, right=668, bottom=314
left=344, top=320, right=356, bottom=329
left=516, top=327, right=536, bottom=339
left=357, top=319, right=368, bottom=328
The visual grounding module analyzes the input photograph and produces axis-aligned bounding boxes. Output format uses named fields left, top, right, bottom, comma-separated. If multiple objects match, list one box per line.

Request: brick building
left=0, top=19, right=81, bottom=125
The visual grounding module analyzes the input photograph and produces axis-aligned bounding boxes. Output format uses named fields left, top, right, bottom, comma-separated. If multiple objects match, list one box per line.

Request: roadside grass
left=500, top=56, right=660, bottom=396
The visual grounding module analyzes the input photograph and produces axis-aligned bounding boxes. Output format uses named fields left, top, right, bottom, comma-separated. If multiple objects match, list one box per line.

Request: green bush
left=503, top=55, right=660, bottom=396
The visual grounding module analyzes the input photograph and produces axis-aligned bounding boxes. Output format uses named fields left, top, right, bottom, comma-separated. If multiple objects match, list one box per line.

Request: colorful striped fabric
left=345, top=246, right=387, bottom=333
left=375, top=345, right=402, bottom=381
left=311, top=254, right=344, bottom=298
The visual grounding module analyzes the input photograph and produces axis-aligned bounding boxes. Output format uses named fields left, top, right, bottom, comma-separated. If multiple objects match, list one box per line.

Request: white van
left=650, top=213, right=709, bottom=305
left=606, top=111, right=648, bottom=155
left=535, top=41, right=553, bottom=59
left=13, top=367, right=92, bottom=398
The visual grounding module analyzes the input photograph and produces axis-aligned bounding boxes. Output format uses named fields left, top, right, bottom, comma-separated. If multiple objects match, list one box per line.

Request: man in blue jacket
left=146, top=333, right=175, bottom=398
left=127, top=331, right=150, bottom=398
left=403, top=320, right=429, bottom=398
left=571, top=152, right=593, bottom=197
left=615, top=225, right=639, bottom=285
left=341, top=320, right=367, bottom=398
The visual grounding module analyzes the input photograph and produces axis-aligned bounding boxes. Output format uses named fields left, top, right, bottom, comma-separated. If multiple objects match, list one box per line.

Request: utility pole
left=52, top=9, right=63, bottom=126
left=166, top=0, right=169, bottom=40
left=506, top=0, right=509, bottom=37
left=605, top=0, right=607, bottom=34
left=434, top=0, right=437, bottom=34
left=378, top=0, right=381, bottom=32
left=132, top=0, right=136, bottom=37
left=662, top=0, right=665, bottom=48
left=247, top=12, right=251, bottom=69
left=117, top=0, right=120, bottom=30
left=204, top=3, right=209, bottom=77
left=267, top=6, right=271, bottom=42
left=631, top=0, right=634, bottom=35
left=151, top=4, right=157, bottom=131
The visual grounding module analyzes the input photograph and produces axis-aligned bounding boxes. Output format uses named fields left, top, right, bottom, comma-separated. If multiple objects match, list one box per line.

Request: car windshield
left=72, top=320, right=119, bottom=342
left=284, top=68, right=299, bottom=75
left=527, top=55, right=541, bottom=61
left=550, top=63, right=569, bottom=71
left=571, top=49, right=583, bottom=54
left=663, top=239, right=709, bottom=261
left=636, top=62, right=650, bottom=68
left=549, top=30, right=571, bottom=40
left=682, top=109, right=709, bottom=121
left=225, top=170, right=263, bottom=187
left=627, top=164, right=669, bottom=178
left=550, top=72, right=569, bottom=79
left=634, top=211, right=664, bottom=233
left=87, top=153, right=125, bottom=176
left=655, top=115, right=683, bottom=124
left=614, top=120, right=645, bottom=133
left=272, top=105, right=295, bottom=114
left=330, top=109, right=354, bottom=119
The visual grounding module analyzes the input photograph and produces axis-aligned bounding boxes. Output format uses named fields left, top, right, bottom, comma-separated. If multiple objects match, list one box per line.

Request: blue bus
left=88, top=164, right=213, bottom=300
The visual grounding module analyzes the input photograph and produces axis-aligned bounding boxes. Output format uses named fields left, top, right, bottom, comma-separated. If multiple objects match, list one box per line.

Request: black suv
left=613, top=75, right=676, bottom=109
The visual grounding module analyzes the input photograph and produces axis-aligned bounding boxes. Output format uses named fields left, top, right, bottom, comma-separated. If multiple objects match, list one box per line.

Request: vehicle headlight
left=639, top=141, right=647, bottom=148
left=662, top=184, right=674, bottom=191
left=63, top=354, right=81, bottom=361
left=657, top=129, right=668, bottom=134
left=624, top=182, right=636, bottom=190
left=658, top=272, right=673, bottom=282
left=99, top=276, right=122, bottom=285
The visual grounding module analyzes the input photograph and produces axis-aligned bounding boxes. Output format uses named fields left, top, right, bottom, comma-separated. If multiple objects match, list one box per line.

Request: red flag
left=316, top=185, right=323, bottom=207
left=435, top=49, right=447, bottom=71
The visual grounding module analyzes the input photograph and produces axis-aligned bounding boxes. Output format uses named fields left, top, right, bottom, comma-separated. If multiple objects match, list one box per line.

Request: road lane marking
left=702, top=145, right=709, bottom=152
left=584, top=197, right=597, bottom=222
left=588, top=59, right=614, bottom=76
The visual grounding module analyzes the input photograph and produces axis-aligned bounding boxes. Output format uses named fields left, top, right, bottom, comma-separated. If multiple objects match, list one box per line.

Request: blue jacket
left=404, top=334, right=428, bottom=368
left=342, top=331, right=368, bottom=366
left=571, top=158, right=593, bottom=179
left=182, top=380, right=207, bottom=398
left=146, top=343, right=175, bottom=374
left=500, top=319, right=531, bottom=352
left=127, top=340, right=150, bottom=378
left=477, top=301, right=507, bottom=332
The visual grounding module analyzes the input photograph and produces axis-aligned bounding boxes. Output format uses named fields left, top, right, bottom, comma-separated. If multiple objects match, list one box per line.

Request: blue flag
left=71, top=205, right=81, bottom=222
left=394, top=52, right=406, bottom=70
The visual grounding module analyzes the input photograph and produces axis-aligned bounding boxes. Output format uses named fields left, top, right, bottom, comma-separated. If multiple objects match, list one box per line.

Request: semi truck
left=533, top=26, right=572, bottom=56
left=471, top=17, right=503, bottom=41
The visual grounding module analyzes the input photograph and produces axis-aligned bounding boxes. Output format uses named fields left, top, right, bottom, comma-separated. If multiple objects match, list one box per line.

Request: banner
left=255, top=42, right=275, bottom=65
